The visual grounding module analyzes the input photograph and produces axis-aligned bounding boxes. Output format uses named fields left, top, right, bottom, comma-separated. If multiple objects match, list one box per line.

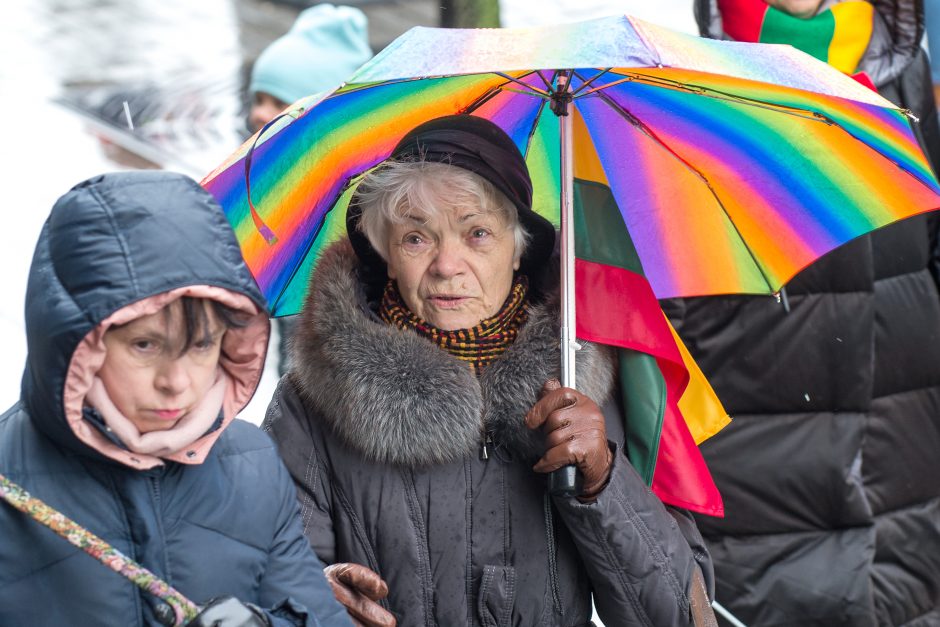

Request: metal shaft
left=547, top=73, right=584, bottom=498
left=559, top=84, right=576, bottom=390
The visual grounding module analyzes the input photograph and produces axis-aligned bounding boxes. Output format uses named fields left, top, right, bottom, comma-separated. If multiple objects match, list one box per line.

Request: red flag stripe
left=575, top=258, right=725, bottom=515
left=653, top=402, right=725, bottom=516
left=575, top=258, right=683, bottom=366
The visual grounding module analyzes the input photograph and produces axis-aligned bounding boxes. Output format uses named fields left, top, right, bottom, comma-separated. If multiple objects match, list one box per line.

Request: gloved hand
left=186, top=597, right=271, bottom=627
left=525, top=378, right=613, bottom=501
left=324, top=563, right=397, bottom=627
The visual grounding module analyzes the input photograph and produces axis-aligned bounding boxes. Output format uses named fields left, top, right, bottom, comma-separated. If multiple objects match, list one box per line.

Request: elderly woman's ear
left=525, top=379, right=614, bottom=501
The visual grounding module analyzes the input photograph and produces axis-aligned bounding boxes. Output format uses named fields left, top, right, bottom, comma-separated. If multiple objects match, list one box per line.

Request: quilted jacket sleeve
left=552, top=446, right=705, bottom=627
left=256, top=452, right=351, bottom=627
left=263, top=376, right=339, bottom=565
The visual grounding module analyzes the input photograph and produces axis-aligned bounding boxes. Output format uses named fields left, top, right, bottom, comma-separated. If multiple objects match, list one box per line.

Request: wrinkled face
left=763, top=0, right=825, bottom=18
left=385, top=204, right=519, bottom=330
left=98, top=301, right=225, bottom=433
left=249, top=91, right=289, bottom=134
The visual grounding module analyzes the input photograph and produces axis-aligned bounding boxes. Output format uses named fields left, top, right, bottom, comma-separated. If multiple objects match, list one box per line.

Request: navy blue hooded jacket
left=0, top=172, right=350, bottom=627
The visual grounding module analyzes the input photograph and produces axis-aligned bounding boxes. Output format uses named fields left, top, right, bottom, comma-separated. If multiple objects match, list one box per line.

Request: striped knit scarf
left=379, top=276, right=529, bottom=375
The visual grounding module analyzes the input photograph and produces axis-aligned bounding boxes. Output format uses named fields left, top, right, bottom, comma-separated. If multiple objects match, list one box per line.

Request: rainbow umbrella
left=202, top=15, right=940, bottom=515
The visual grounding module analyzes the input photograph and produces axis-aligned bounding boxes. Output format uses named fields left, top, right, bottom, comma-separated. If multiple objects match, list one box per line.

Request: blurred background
left=0, top=0, right=695, bottom=419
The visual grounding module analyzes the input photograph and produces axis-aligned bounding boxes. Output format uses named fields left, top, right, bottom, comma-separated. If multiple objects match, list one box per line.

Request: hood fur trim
left=290, top=240, right=616, bottom=467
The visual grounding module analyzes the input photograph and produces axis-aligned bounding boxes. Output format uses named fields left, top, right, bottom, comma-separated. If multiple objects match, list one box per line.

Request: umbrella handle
left=548, top=466, right=583, bottom=496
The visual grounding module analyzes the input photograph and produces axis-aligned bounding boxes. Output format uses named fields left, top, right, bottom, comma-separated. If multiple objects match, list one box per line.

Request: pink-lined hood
left=21, top=172, right=271, bottom=470
left=65, top=286, right=269, bottom=469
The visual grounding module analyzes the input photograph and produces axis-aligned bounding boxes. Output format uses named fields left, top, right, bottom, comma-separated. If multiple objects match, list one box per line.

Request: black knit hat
left=346, top=114, right=556, bottom=284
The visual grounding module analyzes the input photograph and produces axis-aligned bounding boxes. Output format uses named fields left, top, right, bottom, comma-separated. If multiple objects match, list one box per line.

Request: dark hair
left=108, top=296, right=251, bottom=356
left=172, top=297, right=250, bottom=355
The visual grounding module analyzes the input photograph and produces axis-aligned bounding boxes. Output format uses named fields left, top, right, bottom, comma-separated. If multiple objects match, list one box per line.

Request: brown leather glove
left=323, top=563, right=396, bottom=627
left=525, top=379, right=613, bottom=501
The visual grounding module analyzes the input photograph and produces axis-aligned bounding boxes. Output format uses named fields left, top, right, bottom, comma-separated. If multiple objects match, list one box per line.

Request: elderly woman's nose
left=429, top=238, right=465, bottom=277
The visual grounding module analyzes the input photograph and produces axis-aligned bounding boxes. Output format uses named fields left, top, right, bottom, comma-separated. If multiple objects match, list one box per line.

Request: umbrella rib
left=268, top=169, right=378, bottom=314
left=579, top=71, right=833, bottom=124
left=462, top=86, right=509, bottom=114
left=522, top=99, right=549, bottom=161
left=535, top=71, right=555, bottom=92
left=462, top=71, right=546, bottom=115
left=333, top=78, right=416, bottom=96
left=502, top=87, right=551, bottom=98
left=591, top=89, right=776, bottom=293
left=807, top=115, right=940, bottom=194
left=611, top=71, right=939, bottom=193
left=495, top=72, right=551, bottom=96
left=571, top=68, right=614, bottom=96
left=336, top=75, right=467, bottom=95
left=268, top=192, right=349, bottom=314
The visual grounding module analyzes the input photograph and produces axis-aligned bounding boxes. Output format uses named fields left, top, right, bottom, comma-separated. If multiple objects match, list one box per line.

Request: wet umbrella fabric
left=202, top=15, right=940, bottom=515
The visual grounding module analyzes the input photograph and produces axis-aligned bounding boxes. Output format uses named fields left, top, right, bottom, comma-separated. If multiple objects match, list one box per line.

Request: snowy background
left=0, top=0, right=697, bottom=420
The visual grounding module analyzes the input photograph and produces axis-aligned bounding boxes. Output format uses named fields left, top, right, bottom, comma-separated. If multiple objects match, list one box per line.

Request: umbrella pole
left=548, top=76, right=583, bottom=497
left=559, top=97, right=577, bottom=390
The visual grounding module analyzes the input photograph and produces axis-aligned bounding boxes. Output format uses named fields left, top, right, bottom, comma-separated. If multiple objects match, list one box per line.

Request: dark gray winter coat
left=666, top=2, right=940, bottom=625
left=264, top=240, right=713, bottom=627
left=0, top=172, right=350, bottom=627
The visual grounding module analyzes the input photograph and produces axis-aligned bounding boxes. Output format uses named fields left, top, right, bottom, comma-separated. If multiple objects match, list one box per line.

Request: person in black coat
left=669, top=1, right=940, bottom=624
left=0, top=171, right=352, bottom=627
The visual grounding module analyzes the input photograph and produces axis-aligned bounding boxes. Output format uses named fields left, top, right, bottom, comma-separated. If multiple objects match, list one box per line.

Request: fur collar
left=289, top=240, right=616, bottom=468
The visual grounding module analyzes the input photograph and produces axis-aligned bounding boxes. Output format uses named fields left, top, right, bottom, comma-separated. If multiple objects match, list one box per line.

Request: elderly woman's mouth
left=427, top=295, right=470, bottom=309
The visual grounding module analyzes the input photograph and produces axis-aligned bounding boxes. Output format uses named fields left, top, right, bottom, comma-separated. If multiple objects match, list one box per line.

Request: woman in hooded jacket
left=263, top=114, right=717, bottom=627
left=0, top=171, right=352, bottom=627
left=664, top=1, right=940, bottom=624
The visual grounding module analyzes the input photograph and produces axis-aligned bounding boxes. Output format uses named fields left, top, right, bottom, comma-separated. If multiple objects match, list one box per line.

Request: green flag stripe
left=574, top=177, right=665, bottom=485
left=573, top=178, right=644, bottom=274
left=761, top=7, right=835, bottom=63
left=618, top=350, right=667, bottom=485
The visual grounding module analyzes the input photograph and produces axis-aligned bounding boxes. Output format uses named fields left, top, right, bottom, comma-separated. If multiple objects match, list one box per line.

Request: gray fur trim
left=290, top=240, right=616, bottom=467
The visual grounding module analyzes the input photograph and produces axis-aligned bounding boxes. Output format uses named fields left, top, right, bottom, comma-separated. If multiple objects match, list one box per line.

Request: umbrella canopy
left=205, top=15, right=938, bottom=310
left=202, top=15, right=940, bottom=515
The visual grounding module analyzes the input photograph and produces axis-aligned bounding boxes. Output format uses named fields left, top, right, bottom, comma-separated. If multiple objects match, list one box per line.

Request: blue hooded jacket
left=0, top=172, right=350, bottom=627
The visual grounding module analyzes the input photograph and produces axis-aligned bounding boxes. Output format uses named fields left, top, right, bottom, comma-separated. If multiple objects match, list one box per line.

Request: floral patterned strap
left=0, top=473, right=200, bottom=626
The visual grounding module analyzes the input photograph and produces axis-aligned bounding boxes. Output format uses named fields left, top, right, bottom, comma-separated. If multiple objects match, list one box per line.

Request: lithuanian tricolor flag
left=718, top=0, right=875, bottom=75
left=571, top=111, right=729, bottom=517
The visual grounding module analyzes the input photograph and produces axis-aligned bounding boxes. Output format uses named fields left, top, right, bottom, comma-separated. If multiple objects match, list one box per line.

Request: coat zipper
left=479, top=431, right=493, bottom=460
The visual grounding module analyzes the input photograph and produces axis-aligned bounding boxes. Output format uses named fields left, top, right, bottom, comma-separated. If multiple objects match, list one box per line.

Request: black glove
left=186, top=597, right=271, bottom=627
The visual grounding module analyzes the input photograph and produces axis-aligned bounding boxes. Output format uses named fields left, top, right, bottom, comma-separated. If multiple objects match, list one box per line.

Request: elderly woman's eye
left=403, top=233, right=426, bottom=246
left=470, top=228, right=490, bottom=239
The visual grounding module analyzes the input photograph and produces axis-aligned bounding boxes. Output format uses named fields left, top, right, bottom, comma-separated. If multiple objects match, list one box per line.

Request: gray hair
left=355, top=160, right=530, bottom=262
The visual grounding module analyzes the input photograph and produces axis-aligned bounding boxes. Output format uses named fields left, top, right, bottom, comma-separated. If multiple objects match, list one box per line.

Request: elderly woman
left=264, top=115, right=714, bottom=626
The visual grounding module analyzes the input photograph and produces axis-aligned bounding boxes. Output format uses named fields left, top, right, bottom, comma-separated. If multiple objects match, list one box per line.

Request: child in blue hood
left=246, top=4, right=374, bottom=380
left=0, top=171, right=356, bottom=627
left=248, top=4, right=373, bottom=133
